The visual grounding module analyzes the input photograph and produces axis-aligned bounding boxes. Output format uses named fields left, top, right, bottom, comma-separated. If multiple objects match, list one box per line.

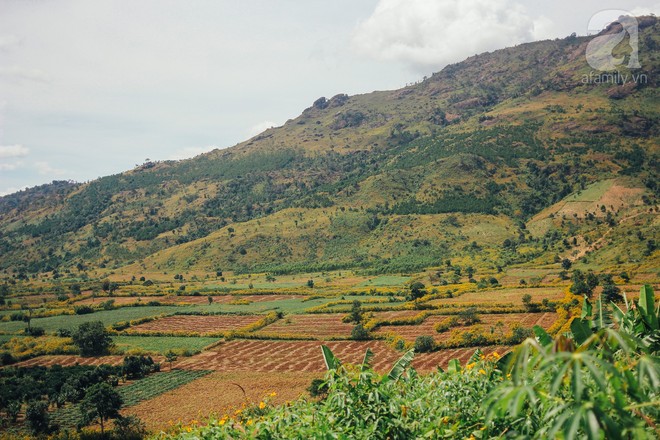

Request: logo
left=585, top=10, right=640, bottom=71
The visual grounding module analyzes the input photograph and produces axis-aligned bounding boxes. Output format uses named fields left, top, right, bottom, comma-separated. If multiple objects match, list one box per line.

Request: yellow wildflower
left=269, top=392, right=277, bottom=397
left=466, top=362, right=476, bottom=370
left=259, top=401, right=266, bottom=409
left=478, top=369, right=487, bottom=375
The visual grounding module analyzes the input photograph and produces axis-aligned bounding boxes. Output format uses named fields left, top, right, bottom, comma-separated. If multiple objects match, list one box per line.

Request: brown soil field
left=129, top=315, right=263, bottom=334
left=12, top=355, right=162, bottom=368
left=371, top=310, right=424, bottom=320
left=256, top=314, right=353, bottom=339
left=73, top=294, right=300, bottom=307
left=375, top=312, right=557, bottom=343
left=172, top=340, right=508, bottom=374
left=122, top=371, right=320, bottom=430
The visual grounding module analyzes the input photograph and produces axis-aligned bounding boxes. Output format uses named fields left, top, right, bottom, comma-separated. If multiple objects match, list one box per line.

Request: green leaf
left=533, top=325, right=553, bottom=346
left=638, top=284, right=658, bottom=330
left=321, top=345, right=340, bottom=371
left=360, top=348, right=374, bottom=371
left=581, top=296, right=592, bottom=319
left=385, top=349, right=415, bottom=382
left=447, top=358, right=461, bottom=374
left=594, top=293, right=613, bottom=330
left=570, top=318, right=593, bottom=345
left=468, top=348, right=483, bottom=364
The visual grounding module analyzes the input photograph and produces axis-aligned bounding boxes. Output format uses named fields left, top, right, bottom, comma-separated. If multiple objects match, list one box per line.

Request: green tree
left=561, top=258, right=572, bottom=270
left=409, top=282, right=426, bottom=300
left=348, top=300, right=363, bottom=324
left=165, top=350, right=178, bottom=370
left=26, top=400, right=50, bottom=434
left=72, top=321, right=113, bottom=356
left=80, top=383, right=123, bottom=434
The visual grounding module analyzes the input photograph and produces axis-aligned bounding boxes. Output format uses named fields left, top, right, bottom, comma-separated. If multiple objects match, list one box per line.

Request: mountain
left=1, top=18, right=658, bottom=278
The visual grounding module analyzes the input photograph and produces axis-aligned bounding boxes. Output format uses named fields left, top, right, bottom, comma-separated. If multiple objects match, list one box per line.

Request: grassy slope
left=0, top=21, right=657, bottom=278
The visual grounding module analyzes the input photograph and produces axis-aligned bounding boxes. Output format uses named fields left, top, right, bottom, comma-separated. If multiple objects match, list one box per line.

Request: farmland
left=1, top=274, right=657, bottom=435
left=128, top=315, right=264, bottom=335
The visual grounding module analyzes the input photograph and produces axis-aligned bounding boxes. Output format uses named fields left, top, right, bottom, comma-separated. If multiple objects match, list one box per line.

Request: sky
left=1, top=0, right=658, bottom=196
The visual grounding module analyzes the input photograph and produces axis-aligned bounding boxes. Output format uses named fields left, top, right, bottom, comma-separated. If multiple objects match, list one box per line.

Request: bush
left=25, top=326, right=46, bottom=336
left=414, top=335, right=435, bottom=353
left=74, top=305, right=95, bottom=315
left=351, top=324, right=370, bottom=341
left=112, top=415, right=148, bottom=440
left=307, top=378, right=329, bottom=397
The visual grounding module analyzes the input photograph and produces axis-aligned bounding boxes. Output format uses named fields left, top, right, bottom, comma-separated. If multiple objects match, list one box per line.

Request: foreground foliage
left=158, top=285, right=659, bottom=439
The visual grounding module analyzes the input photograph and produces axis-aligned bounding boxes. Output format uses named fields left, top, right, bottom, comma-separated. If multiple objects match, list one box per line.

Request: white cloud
left=0, top=161, right=23, bottom=171
left=247, top=121, right=278, bottom=138
left=168, top=146, right=216, bottom=161
left=0, top=35, right=20, bottom=50
left=34, top=161, right=67, bottom=176
left=0, top=66, right=50, bottom=83
left=0, top=186, right=25, bottom=197
left=0, top=144, right=29, bottom=159
left=352, top=0, right=548, bottom=71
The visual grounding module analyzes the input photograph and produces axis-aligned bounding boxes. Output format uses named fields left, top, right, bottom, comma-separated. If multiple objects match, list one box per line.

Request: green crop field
left=113, top=335, right=219, bottom=355
left=52, top=370, right=211, bottom=428
left=358, top=276, right=411, bottom=287
left=0, top=306, right=180, bottom=334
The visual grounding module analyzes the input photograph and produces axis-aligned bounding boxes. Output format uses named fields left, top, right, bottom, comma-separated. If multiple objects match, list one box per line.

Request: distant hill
left=1, top=17, right=658, bottom=278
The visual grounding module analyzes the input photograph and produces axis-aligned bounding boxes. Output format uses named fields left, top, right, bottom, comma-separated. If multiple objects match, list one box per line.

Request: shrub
left=351, top=324, right=370, bottom=341
left=307, top=378, right=328, bottom=397
left=414, top=335, right=435, bottom=353
left=74, top=305, right=95, bottom=315
left=25, top=326, right=45, bottom=336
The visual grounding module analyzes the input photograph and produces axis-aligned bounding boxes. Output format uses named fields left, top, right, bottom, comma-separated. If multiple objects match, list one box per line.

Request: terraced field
left=172, top=340, right=505, bottom=374
left=128, top=314, right=263, bottom=334
left=375, top=312, right=558, bottom=343
left=256, top=314, right=353, bottom=339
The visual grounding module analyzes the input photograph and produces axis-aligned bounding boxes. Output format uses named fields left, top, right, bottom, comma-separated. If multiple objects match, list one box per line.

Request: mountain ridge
left=1, top=18, right=658, bottom=277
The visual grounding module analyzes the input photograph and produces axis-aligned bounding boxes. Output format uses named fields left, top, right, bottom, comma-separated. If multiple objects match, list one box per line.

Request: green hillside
left=0, top=18, right=658, bottom=278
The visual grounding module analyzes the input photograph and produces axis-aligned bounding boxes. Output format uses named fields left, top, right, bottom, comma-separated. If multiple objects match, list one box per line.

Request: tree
left=561, top=258, right=572, bottom=270
left=80, top=383, right=123, bottom=434
left=600, top=274, right=623, bottom=302
left=72, top=321, right=113, bottom=356
left=207, top=295, right=213, bottom=305
left=26, top=400, right=50, bottom=434
left=348, top=300, right=363, bottom=324
left=409, top=282, right=426, bottom=300
left=570, top=270, right=594, bottom=296
left=165, top=350, right=178, bottom=370
left=307, top=279, right=315, bottom=288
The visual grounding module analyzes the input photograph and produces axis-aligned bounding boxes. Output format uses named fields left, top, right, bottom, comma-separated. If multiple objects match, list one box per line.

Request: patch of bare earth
left=129, top=315, right=262, bottom=334
left=122, top=371, right=319, bottom=431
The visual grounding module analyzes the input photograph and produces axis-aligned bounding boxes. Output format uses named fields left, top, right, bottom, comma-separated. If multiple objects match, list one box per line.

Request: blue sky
left=1, top=0, right=658, bottom=196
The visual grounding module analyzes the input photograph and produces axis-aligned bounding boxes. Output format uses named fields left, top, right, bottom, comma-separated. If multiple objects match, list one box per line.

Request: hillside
left=0, top=18, right=658, bottom=278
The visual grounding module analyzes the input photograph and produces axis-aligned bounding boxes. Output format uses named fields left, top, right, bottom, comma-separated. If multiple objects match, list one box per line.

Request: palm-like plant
left=486, top=285, right=660, bottom=439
